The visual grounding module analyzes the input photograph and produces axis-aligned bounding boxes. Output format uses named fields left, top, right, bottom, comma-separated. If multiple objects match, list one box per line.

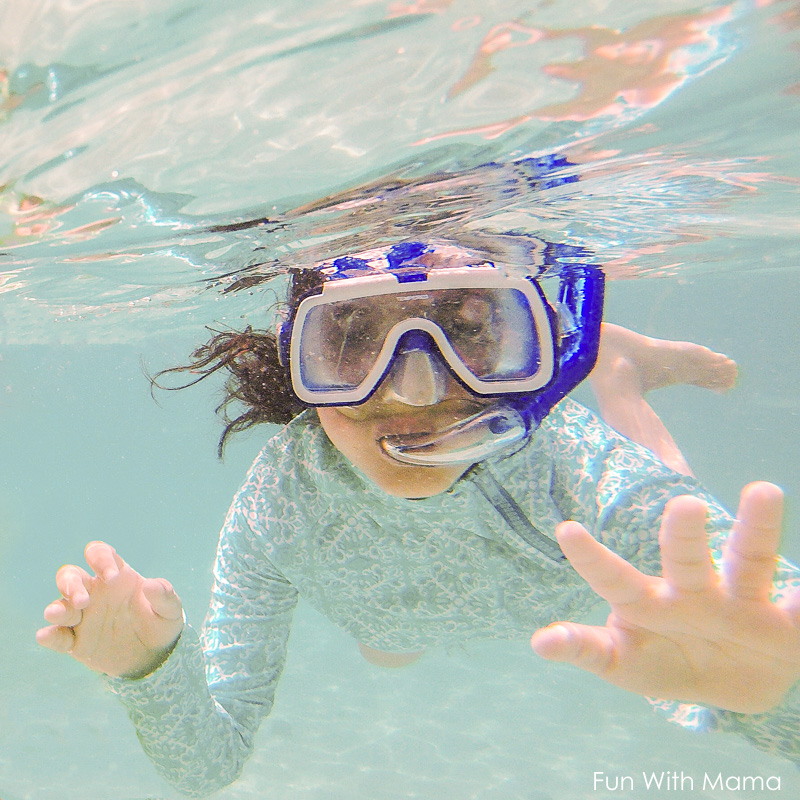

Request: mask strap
left=512, top=264, right=604, bottom=430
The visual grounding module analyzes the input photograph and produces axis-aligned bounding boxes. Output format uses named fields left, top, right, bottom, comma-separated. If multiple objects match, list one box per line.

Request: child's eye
left=341, top=308, right=380, bottom=342
left=446, top=297, right=495, bottom=339
left=449, top=317, right=485, bottom=337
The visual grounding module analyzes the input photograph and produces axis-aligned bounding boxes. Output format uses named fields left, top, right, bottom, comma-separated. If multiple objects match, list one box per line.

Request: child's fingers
left=658, top=495, right=716, bottom=592
left=43, top=598, right=83, bottom=627
left=722, top=482, right=784, bottom=602
left=55, top=564, right=92, bottom=608
left=142, top=578, right=183, bottom=622
left=35, top=624, right=76, bottom=653
left=556, top=521, right=648, bottom=606
left=531, top=621, right=614, bottom=675
left=85, top=541, right=122, bottom=581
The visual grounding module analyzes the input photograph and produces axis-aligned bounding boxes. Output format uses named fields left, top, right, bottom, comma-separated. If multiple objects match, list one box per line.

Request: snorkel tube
left=380, top=260, right=605, bottom=466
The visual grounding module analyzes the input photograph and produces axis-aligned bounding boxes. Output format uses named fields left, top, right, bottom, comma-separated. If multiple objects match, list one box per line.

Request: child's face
left=316, top=370, right=490, bottom=498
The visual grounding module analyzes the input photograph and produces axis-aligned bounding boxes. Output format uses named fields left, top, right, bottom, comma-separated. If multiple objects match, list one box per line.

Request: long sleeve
left=104, top=474, right=299, bottom=797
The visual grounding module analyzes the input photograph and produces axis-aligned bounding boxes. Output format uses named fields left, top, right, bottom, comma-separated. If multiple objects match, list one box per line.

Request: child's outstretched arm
left=37, top=541, right=184, bottom=678
left=531, top=482, right=800, bottom=715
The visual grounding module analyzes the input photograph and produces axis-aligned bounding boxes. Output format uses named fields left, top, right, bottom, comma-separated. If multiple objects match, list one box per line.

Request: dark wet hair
left=152, top=267, right=327, bottom=457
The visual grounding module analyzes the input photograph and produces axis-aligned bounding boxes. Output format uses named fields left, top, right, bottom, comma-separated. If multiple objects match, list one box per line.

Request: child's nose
left=380, top=345, right=449, bottom=407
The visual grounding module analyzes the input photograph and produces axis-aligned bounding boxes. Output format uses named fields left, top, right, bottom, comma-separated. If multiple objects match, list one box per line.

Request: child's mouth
left=369, top=401, right=487, bottom=440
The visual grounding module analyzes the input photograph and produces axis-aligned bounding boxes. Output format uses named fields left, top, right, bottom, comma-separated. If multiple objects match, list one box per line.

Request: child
left=37, top=241, right=800, bottom=798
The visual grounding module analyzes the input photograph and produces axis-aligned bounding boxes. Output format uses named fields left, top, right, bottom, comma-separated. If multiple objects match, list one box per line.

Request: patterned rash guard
left=105, top=399, right=800, bottom=797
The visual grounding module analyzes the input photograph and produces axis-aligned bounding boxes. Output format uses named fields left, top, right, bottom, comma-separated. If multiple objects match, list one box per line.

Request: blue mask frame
left=509, top=261, right=604, bottom=431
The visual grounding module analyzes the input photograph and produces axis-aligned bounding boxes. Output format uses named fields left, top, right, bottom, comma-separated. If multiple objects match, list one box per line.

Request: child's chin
left=368, top=455, right=464, bottom=499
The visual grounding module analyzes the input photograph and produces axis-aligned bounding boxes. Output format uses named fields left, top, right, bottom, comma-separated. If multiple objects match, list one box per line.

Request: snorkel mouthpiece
left=379, top=404, right=528, bottom=466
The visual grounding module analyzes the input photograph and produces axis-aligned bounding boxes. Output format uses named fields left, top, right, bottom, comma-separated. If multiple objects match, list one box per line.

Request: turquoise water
left=1, top=1, right=799, bottom=798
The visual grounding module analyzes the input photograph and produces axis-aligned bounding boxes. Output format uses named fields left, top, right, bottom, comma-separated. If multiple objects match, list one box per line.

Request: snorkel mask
left=278, top=241, right=604, bottom=466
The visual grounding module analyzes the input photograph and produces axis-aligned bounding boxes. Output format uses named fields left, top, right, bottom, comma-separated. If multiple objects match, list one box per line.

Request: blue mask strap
left=510, top=263, right=604, bottom=430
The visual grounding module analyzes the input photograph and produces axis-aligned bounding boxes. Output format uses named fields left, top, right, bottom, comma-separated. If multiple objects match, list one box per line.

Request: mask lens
left=293, top=283, right=546, bottom=401
left=297, top=300, right=386, bottom=390
left=438, top=288, right=540, bottom=383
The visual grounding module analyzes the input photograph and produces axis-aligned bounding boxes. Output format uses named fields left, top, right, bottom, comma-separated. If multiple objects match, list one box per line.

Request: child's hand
left=37, top=541, right=183, bottom=679
left=531, top=482, right=800, bottom=714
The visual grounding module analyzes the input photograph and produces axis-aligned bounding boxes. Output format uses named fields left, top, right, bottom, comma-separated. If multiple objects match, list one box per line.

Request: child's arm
left=531, top=482, right=800, bottom=750
left=37, top=463, right=299, bottom=797
left=102, top=527, right=298, bottom=797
